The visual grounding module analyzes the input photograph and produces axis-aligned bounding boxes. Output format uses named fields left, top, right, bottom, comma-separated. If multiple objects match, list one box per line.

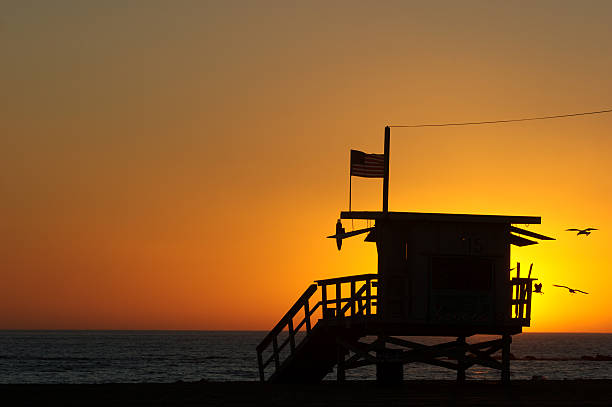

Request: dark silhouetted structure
left=256, top=211, right=553, bottom=384
left=257, top=127, right=553, bottom=383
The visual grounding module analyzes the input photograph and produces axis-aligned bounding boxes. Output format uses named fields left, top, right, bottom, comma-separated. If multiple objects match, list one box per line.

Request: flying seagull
left=552, top=285, right=589, bottom=294
left=565, top=228, right=598, bottom=236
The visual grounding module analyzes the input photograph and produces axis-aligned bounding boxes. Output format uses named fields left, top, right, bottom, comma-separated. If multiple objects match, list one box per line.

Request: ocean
left=1, top=331, right=611, bottom=383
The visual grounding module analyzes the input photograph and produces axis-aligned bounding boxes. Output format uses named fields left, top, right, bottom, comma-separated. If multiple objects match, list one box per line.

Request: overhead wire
left=389, top=108, right=612, bottom=128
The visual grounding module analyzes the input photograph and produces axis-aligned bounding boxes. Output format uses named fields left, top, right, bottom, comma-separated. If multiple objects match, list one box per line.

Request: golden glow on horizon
left=2, top=1, right=612, bottom=332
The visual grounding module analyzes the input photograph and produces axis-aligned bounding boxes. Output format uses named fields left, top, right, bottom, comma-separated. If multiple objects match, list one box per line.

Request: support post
left=375, top=336, right=403, bottom=383
left=382, top=126, right=390, bottom=213
left=375, top=336, right=386, bottom=382
left=337, top=343, right=346, bottom=382
left=457, top=336, right=466, bottom=384
left=501, top=334, right=512, bottom=383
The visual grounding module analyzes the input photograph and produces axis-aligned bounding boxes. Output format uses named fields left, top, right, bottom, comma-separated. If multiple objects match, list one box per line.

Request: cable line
left=389, top=108, right=612, bottom=128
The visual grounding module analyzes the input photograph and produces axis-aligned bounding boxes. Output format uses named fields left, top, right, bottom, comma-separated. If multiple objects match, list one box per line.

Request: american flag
left=350, top=149, right=385, bottom=178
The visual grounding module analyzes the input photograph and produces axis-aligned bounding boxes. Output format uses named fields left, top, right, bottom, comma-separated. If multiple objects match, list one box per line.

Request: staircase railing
left=256, top=274, right=378, bottom=381
left=256, top=284, right=320, bottom=382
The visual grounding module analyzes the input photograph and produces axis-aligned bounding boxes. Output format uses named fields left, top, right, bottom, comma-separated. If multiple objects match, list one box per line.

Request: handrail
left=256, top=284, right=321, bottom=381
left=261, top=301, right=322, bottom=370
left=315, top=273, right=378, bottom=286
left=256, top=284, right=318, bottom=353
left=294, top=301, right=321, bottom=333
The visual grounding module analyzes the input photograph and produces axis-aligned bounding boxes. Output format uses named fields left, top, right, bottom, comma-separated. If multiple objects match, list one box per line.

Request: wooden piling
left=501, top=334, right=511, bottom=383
left=457, top=336, right=467, bottom=384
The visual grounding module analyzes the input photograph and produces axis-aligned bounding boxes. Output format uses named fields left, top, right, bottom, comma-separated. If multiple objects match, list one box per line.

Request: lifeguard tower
left=256, top=127, right=553, bottom=383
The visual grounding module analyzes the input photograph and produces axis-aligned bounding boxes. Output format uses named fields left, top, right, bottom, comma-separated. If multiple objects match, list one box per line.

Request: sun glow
left=2, top=2, right=612, bottom=331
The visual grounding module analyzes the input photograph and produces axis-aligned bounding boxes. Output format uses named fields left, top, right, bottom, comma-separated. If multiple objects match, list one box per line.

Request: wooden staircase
left=256, top=274, right=378, bottom=383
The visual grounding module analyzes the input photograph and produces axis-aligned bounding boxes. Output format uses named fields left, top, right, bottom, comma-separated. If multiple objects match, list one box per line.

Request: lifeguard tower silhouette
left=257, top=127, right=553, bottom=383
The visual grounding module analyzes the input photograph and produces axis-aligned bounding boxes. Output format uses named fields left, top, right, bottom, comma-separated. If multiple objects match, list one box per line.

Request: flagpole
left=382, top=126, right=390, bottom=213
left=349, top=174, right=352, bottom=212
left=349, top=173, right=354, bottom=229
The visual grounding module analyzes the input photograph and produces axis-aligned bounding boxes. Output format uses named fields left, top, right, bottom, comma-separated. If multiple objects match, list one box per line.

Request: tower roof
left=340, top=211, right=541, bottom=224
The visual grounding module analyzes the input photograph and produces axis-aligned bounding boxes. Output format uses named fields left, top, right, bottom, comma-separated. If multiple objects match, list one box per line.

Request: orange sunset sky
left=2, top=1, right=612, bottom=332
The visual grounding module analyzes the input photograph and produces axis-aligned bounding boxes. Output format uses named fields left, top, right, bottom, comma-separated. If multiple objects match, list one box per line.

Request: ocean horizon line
left=1, top=329, right=611, bottom=334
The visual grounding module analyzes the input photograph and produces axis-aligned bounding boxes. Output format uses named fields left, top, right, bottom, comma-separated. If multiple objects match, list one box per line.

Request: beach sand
left=3, top=380, right=612, bottom=406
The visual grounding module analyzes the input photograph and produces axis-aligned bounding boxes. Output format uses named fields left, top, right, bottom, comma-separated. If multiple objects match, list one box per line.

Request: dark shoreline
left=3, top=380, right=612, bottom=406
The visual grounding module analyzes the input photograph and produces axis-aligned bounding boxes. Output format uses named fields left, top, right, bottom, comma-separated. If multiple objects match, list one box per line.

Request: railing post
left=257, top=351, right=265, bottom=382
left=288, top=318, right=296, bottom=353
left=515, top=263, right=521, bottom=309
left=526, top=281, right=533, bottom=322
left=304, top=298, right=311, bottom=333
left=272, top=336, right=280, bottom=370
left=336, top=282, right=342, bottom=319
left=366, top=278, right=372, bottom=315
left=350, top=280, right=356, bottom=317
left=322, top=284, right=328, bottom=317
left=518, top=281, right=525, bottom=320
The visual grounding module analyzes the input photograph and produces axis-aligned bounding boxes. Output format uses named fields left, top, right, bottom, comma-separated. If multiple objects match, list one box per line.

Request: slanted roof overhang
left=340, top=211, right=541, bottom=224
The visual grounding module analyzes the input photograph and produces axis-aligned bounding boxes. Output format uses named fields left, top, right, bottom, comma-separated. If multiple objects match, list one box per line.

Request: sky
left=1, top=1, right=612, bottom=332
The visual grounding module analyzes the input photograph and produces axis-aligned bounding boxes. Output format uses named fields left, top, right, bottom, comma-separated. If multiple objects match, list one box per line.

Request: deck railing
left=255, top=274, right=378, bottom=381
left=510, top=277, right=534, bottom=324
left=315, top=273, right=378, bottom=319
left=256, top=271, right=533, bottom=381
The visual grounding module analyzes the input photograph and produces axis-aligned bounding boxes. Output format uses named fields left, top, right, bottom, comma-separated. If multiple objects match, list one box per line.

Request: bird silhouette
left=552, top=284, right=588, bottom=294
left=534, top=283, right=543, bottom=294
left=565, top=228, right=598, bottom=236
